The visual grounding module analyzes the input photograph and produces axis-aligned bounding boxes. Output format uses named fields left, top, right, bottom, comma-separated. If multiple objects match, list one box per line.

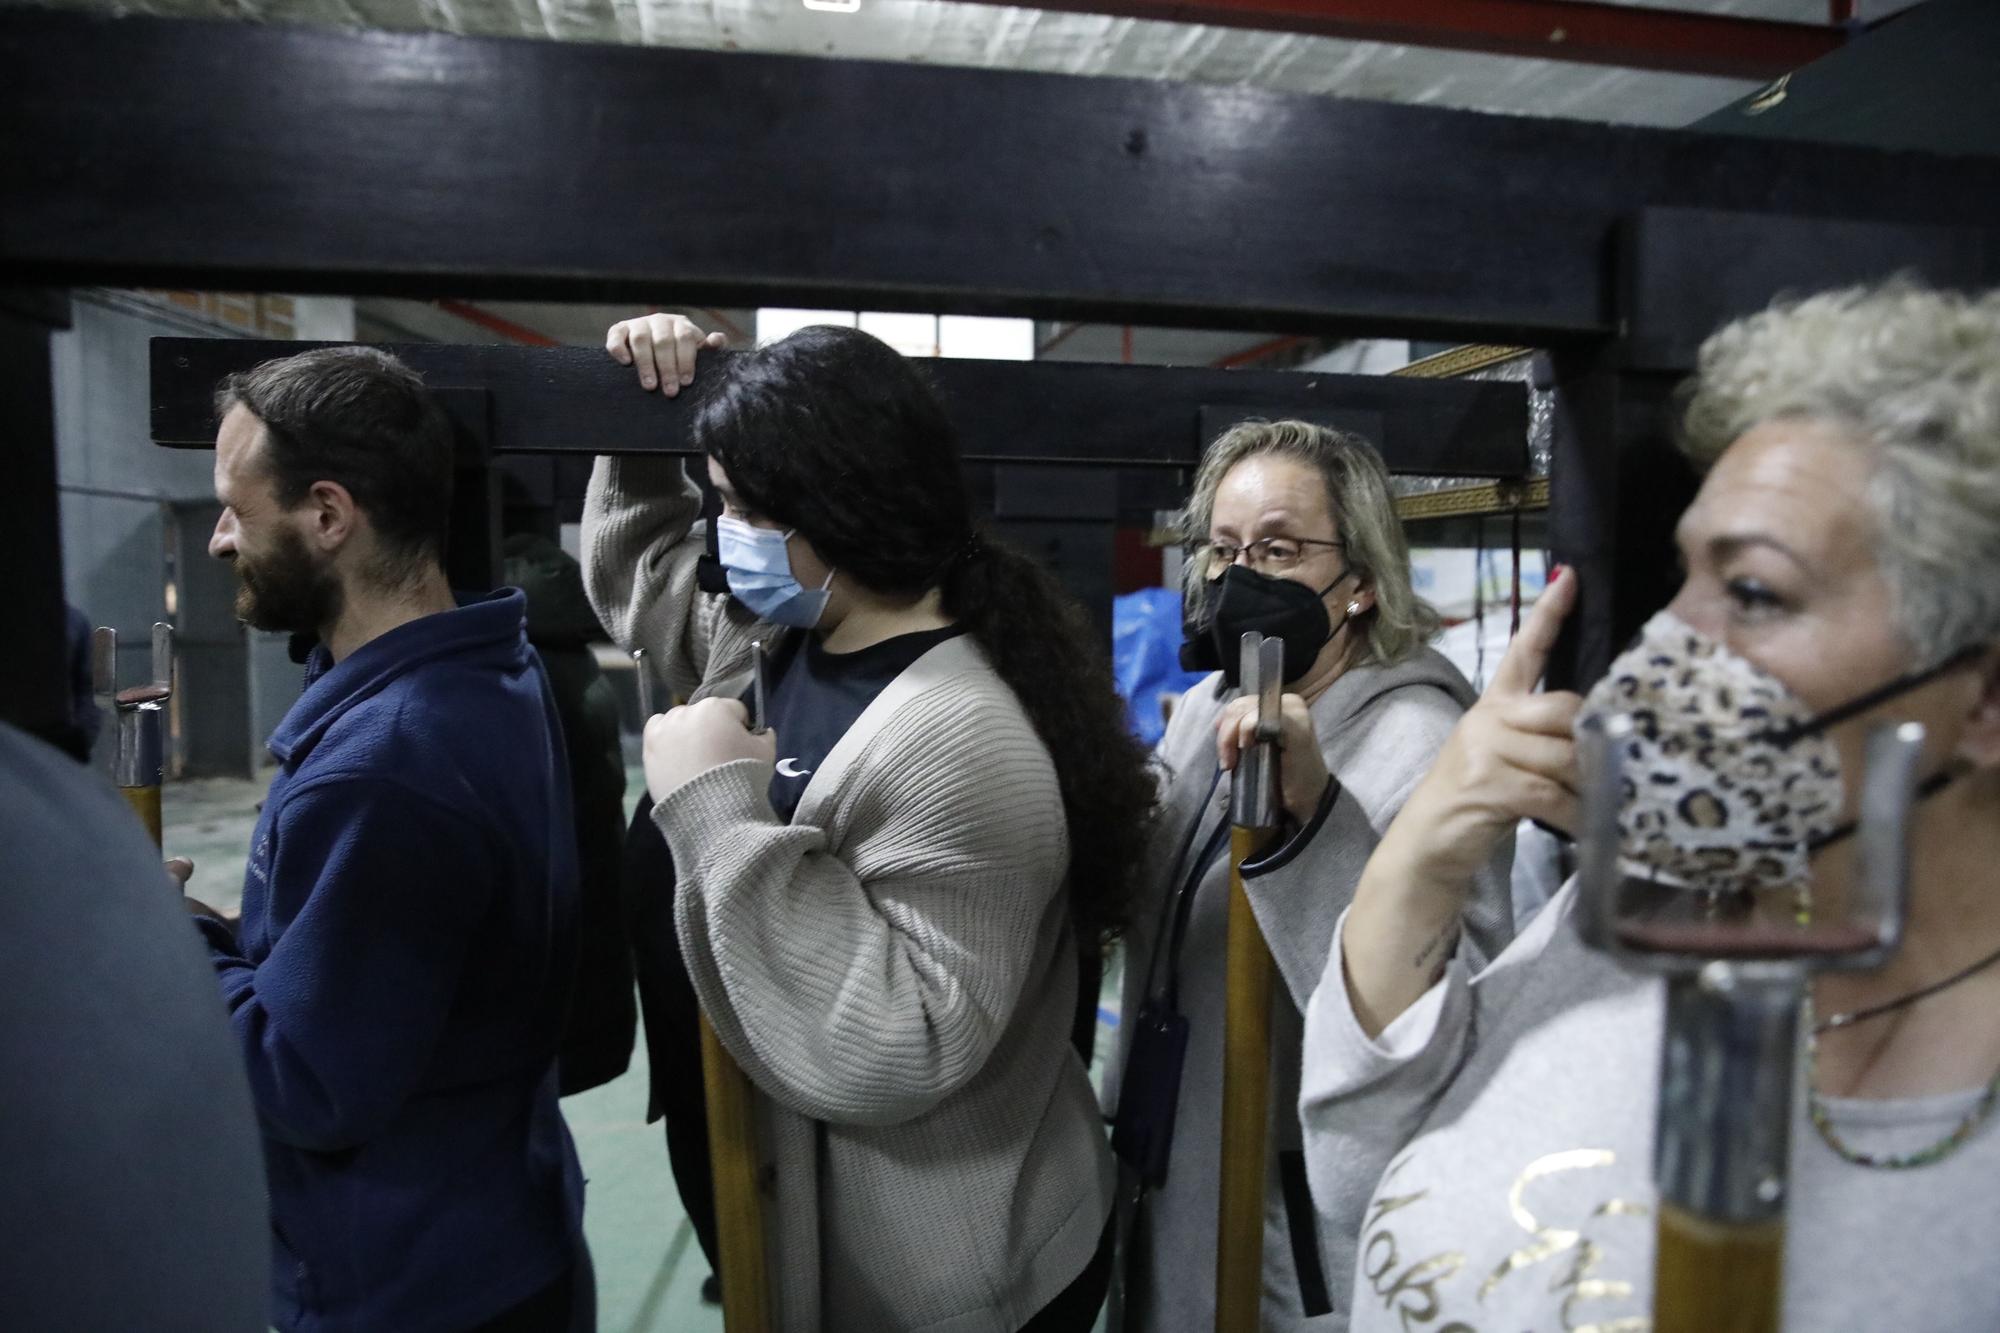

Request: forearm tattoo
left=1411, top=923, right=1458, bottom=982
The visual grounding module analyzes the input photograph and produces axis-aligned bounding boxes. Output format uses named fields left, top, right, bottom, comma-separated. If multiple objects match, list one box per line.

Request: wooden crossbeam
left=151, top=339, right=1531, bottom=475
left=8, top=12, right=2000, bottom=343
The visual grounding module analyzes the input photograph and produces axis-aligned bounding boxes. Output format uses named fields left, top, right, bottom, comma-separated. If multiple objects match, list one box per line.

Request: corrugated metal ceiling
left=30, top=0, right=1922, bottom=127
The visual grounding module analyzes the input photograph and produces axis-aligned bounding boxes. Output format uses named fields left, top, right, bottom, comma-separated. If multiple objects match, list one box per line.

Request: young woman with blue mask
left=583, top=313, right=1155, bottom=1333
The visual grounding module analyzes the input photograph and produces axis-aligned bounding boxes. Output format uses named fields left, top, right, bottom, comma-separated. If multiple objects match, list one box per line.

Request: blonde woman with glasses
left=1104, top=421, right=1515, bottom=1330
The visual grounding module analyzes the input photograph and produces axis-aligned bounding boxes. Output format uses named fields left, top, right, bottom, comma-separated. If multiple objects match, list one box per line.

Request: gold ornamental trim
left=1397, top=476, right=1549, bottom=522
left=1392, top=344, right=1531, bottom=380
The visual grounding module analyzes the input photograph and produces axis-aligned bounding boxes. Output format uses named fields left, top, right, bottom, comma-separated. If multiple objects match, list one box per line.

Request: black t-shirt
left=761, top=624, right=965, bottom=823
left=622, top=623, right=966, bottom=1124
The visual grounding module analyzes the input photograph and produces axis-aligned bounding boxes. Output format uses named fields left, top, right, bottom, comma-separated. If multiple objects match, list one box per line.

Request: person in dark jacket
left=503, top=526, right=636, bottom=1096
left=3, top=719, right=269, bottom=1333
left=182, top=346, right=588, bottom=1333
left=62, top=604, right=103, bottom=763
left=623, top=785, right=724, bottom=1293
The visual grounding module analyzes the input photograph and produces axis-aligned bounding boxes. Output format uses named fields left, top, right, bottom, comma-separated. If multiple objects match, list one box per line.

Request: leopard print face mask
left=1575, top=610, right=1845, bottom=895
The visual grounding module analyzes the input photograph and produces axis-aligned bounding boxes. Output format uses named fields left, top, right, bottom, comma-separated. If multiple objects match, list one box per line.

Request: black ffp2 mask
left=1180, top=563, right=1350, bottom=687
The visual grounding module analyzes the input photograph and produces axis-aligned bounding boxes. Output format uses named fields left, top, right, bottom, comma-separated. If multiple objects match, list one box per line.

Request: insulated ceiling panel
left=28, top=0, right=1925, bottom=128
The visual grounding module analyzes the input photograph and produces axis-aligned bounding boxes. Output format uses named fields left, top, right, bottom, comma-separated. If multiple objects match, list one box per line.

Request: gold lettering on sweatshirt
left=1359, top=1157, right=1476, bottom=1332
left=1358, top=1149, right=1652, bottom=1332
left=1475, top=1148, right=1650, bottom=1333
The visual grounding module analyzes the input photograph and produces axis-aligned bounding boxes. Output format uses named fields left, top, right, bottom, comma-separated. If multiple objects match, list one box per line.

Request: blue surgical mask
left=715, top=515, right=835, bottom=628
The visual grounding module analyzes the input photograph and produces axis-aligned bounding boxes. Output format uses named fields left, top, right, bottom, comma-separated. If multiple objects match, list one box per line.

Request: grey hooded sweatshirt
left=1104, top=647, right=1515, bottom=1331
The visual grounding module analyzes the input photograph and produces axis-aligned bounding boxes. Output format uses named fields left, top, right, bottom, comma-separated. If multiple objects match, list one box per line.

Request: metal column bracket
left=1575, top=715, right=1927, bottom=1333
left=93, top=621, right=176, bottom=845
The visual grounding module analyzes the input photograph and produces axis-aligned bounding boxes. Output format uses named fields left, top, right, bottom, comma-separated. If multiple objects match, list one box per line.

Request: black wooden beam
left=1620, top=207, right=1999, bottom=373
left=0, top=293, right=74, bottom=752
left=151, top=339, right=1530, bottom=475
left=9, top=12, right=2000, bottom=344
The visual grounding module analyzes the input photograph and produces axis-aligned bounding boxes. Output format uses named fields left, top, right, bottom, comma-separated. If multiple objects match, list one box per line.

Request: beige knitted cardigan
left=583, top=457, right=1114, bottom=1332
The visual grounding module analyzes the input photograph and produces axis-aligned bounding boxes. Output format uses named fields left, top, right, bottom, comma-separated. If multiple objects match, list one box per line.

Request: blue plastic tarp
left=1113, top=586, right=1208, bottom=747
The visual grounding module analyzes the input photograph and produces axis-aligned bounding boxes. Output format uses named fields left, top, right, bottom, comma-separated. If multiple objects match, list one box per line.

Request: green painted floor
left=563, top=1029, right=725, bottom=1333
left=162, top=765, right=1122, bottom=1332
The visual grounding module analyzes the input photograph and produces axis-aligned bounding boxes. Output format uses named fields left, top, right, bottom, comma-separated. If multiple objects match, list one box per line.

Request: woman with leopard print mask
left=1294, top=280, right=2000, bottom=1332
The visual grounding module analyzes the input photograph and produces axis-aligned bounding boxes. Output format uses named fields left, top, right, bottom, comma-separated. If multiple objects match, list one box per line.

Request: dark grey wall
left=51, top=292, right=342, bottom=777
left=55, top=295, right=216, bottom=771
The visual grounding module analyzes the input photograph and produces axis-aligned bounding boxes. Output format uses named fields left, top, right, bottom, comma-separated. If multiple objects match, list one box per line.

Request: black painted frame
left=7, top=8, right=1999, bottom=738
left=6, top=11, right=2000, bottom=343
left=151, top=339, right=1530, bottom=474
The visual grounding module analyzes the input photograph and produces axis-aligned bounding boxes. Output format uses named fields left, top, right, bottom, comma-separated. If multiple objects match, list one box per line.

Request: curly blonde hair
left=1680, top=279, right=2000, bottom=663
left=1181, top=420, right=1440, bottom=667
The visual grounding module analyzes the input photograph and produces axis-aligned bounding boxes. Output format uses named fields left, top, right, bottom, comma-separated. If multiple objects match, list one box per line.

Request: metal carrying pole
left=1650, top=965, right=1797, bottom=1333
left=1215, top=632, right=1284, bottom=1331
left=636, top=646, right=773, bottom=1333
left=1575, top=717, right=1925, bottom=1333
left=95, top=622, right=174, bottom=846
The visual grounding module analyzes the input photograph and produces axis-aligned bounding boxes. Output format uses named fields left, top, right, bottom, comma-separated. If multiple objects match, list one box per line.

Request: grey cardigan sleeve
left=651, top=692, right=1070, bottom=1128
left=1241, top=794, right=1395, bottom=1013
left=1241, top=685, right=1517, bottom=1012
left=581, top=454, right=748, bottom=702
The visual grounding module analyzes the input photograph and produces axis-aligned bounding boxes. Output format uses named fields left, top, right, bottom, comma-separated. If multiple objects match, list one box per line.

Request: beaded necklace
left=1803, top=996, right=2000, bottom=1170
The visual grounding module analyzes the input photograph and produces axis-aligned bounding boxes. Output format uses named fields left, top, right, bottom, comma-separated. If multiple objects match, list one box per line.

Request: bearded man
left=190, top=346, right=588, bottom=1333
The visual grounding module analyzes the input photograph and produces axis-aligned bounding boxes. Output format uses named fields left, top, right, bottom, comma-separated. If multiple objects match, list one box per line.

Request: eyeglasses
left=1196, top=535, right=1345, bottom=580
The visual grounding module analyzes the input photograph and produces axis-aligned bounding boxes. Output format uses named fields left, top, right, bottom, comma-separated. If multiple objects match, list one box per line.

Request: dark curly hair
left=690, top=324, right=1157, bottom=949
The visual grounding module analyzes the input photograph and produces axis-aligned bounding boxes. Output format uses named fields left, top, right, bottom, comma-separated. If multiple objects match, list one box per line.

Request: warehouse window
left=755, top=308, right=1031, bottom=360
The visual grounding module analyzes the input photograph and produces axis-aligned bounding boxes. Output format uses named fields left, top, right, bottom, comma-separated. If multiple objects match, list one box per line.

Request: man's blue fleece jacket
left=195, top=589, right=585, bottom=1333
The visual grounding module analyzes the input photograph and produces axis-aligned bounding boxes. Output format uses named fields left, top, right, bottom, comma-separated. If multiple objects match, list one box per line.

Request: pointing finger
left=1487, top=565, right=1579, bottom=700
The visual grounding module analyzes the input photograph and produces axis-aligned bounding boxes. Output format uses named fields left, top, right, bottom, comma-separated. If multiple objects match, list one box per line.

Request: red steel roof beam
left=980, top=0, right=1847, bottom=81
left=434, top=298, right=561, bottom=347
left=1213, top=334, right=1311, bottom=369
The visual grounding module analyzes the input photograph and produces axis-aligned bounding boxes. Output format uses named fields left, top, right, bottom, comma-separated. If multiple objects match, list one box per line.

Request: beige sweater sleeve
left=652, top=679, right=1069, bottom=1128
left=581, top=454, right=754, bottom=702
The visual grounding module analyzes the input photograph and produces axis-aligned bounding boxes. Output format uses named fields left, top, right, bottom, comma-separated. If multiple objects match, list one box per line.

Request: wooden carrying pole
left=634, top=648, right=772, bottom=1333
left=1215, top=633, right=1284, bottom=1330
left=1653, top=1206, right=1784, bottom=1333
left=700, top=1016, right=772, bottom=1331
